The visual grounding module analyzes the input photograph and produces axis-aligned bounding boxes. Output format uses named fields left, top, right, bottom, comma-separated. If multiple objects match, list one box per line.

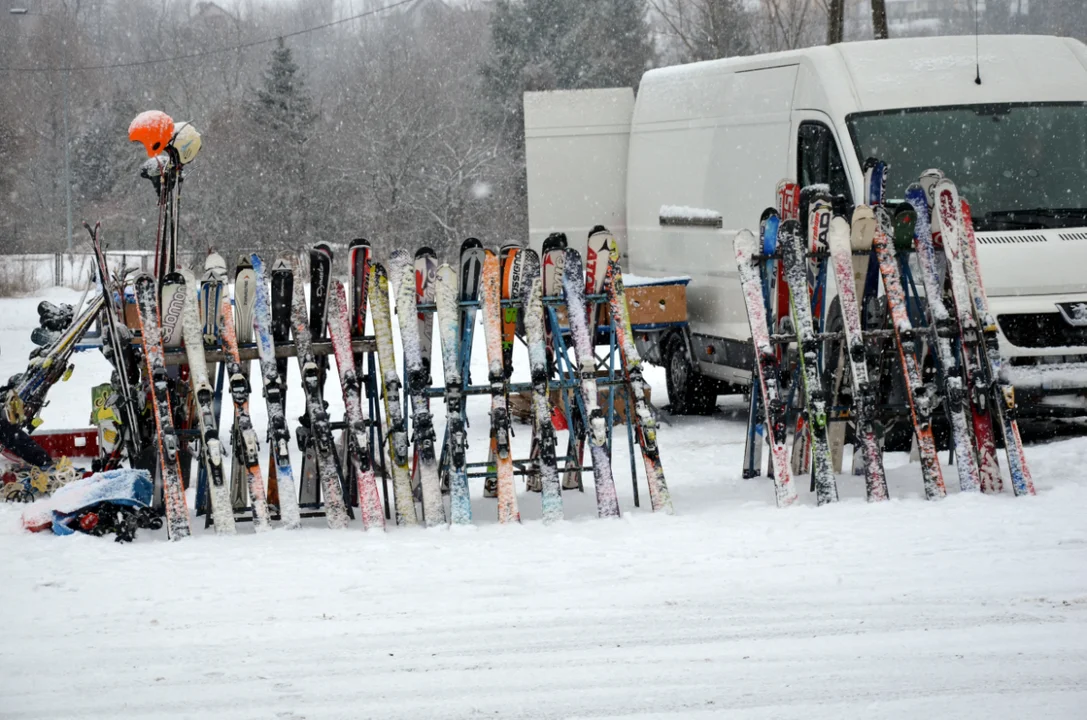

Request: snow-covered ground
left=2, top=288, right=1086, bottom=719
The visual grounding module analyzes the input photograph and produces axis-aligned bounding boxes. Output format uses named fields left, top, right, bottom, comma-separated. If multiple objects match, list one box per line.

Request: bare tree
left=757, top=0, right=827, bottom=52
left=651, top=0, right=753, bottom=63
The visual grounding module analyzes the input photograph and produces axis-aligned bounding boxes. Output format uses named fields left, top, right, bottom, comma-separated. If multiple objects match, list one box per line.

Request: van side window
left=798, top=122, right=851, bottom=202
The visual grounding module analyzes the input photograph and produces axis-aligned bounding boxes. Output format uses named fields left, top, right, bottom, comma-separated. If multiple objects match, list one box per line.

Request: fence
left=0, top=249, right=310, bottom=296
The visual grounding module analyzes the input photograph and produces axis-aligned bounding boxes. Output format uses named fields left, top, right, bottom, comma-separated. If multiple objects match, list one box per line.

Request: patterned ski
left=410, top=247, right=439, bottom=492
left=871, top=219, right=947, bottom=500
left=959, top=199, right=1035, bottom=496
left=230, top=257, right=257, bottom=511
left=349, top=239, right=372, bottom=341
left=780, top=220, right=838, bottom=505
left=369, top=262, right=419, bottom=526
left=391, top=249, right=446, bottom=526
left=480, top=249, right=521, bottom=523
left=520, top=249, right=562, bottom=522
left=328, top=280, right=385, bottom=530
left=267, top=255, right=293, bottom=508
left=562, top=248, right=620, bottom=518
left=180, top=269, right=236, bottom=533
left=251, top=253, right=302, bottom=529
left=826, top=216, right=889, bottom=501
left=434, top=263, right=473, bottom=525
left=291, top=259, right=350, bottom=529
left=735, top=231, right=797, bottom=507
left=932, top=181, right=1006, bottom=494
left=605, top=250, right=674, bottom=513
left=905, top=185, right=985, bottom=493
left=218, top=293, right=271, bottom=531
left=133, top=273, right=191, bottom=539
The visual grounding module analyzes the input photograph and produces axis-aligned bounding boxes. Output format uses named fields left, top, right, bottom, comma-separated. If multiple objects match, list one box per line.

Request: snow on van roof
left=641, top=36, right=1087, bottom=113
left=835, top=35, right=1087, bottom=111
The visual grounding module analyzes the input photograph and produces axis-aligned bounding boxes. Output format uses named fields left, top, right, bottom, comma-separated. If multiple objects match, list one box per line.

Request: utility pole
left=871, top=0, right=889, bottom=39
left=10, top=5, right=74, bottom=253
left=827, top=0, right=844, bottom=44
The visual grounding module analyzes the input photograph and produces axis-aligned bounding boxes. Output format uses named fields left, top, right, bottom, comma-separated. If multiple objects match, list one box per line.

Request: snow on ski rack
left=737, top=171, right=1040, bottom=505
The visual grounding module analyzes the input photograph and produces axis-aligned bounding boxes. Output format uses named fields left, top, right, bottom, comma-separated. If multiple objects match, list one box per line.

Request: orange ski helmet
left=128, top=110, right=174, bottom=157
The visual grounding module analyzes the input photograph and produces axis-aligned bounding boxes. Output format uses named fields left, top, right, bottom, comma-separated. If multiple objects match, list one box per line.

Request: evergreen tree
left=482, top=0, right=654, bottom=140
left=248, top=37, right=315, bottom=146
left=244, top=38, right=316, bottom=244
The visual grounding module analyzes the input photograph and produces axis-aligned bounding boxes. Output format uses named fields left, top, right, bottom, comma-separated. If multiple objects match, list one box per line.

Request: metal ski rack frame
left=157, top=326, right=379, bottom=527
left=740, top=234, right=945, bottom=483
left=412, top=290, right=650, bottom=509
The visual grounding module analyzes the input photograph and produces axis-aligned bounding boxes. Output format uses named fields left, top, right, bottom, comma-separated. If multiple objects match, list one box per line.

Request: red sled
left=31, top=428, right=99, bottom=459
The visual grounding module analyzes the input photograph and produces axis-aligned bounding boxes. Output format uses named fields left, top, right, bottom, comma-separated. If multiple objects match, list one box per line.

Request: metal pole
left=63, top=63, right=72, bottom=253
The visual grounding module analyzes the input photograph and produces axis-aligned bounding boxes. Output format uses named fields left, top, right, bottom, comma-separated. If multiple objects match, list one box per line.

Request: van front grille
left=998, top=313, right=1087, bottom=349
left=977, top=233, right=1048, bottom=245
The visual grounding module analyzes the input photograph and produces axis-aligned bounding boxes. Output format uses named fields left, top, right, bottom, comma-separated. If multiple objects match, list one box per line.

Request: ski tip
left=349, top=237, right=370, bottom=248
left=734, top=228, right=758, bottom=259
left=236, top=254, right=254, bottom=270
left=562, top=247, right=583, bottom=274
left=589, top=224, right=608, bottom=236
left=415, top=246, right=437, bottom=258
left=460, top=237, right=483, bottom=251
left=543, top=232, right=568, bottom=250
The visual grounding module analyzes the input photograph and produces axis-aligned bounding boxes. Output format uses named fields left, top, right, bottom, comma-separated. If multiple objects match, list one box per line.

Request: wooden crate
left=624, top=282, right=687, bottom=326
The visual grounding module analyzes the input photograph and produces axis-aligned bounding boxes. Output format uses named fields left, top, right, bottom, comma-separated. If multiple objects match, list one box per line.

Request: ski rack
left=742, top=224, right=946, bottom=486
left=412, top=290, right=652, bottom=510
left=161, top=333, right=386, bottom=527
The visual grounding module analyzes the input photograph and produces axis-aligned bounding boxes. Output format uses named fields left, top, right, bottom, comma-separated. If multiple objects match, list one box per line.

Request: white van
left=525, top=35, right=1087, bottom=414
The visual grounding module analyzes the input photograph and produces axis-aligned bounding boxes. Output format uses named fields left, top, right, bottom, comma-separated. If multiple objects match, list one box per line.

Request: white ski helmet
left=171, top=121, right=202, bottom=165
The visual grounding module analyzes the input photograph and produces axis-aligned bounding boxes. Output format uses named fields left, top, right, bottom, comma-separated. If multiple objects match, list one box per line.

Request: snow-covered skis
left=251, top=254, right=301, bottom=529
left=480, top=249, right=521, bottom=523
left=328, top=280, right=385, bottom=531
left=84, top=222, right=144, bottom=469
left=735, top=231, right=797, bottom=507
left=369, top=262, right=419, bottom=526
left=826, top=217, right=889, bottom=502
left=290, top=260, right=350, bottom=529
left=561, top=248, right=620, bottom=518
left=959, top=199, right=1035, bottom=496
left=905, top=186, right=985, bottom=494
left=931, top=181, right=1005, bottom=495
left=390, top=249, right=446, bottom=527
left=133, top=273, right=191, bottom=540
left=230, top=257, right=257, bottom=511
left=605, top=251, right=674, bottom=514
left=780, top=220, right=838, bottom=505
left=180, top=269, right=236, bottom=534
left=871, top=221, right=947, bottom=500
left=267, top=255, right=293, bottom=507
left=217, top=293, right=271, bottom=531
left=520, top=249, right=562, bottom=523
left=434, top=263, right=473, bottom=525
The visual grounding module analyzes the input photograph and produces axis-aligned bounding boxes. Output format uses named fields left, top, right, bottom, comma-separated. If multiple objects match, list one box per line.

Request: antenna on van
left=974, top=0, right=982, bottom=85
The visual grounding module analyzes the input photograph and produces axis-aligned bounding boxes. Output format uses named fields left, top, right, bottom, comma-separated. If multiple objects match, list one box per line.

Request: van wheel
left=663, top=332, right=717, bottom=415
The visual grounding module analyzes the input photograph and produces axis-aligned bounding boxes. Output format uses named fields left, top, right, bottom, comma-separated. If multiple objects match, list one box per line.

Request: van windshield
left=846, top=102, right=1087, bottom=231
